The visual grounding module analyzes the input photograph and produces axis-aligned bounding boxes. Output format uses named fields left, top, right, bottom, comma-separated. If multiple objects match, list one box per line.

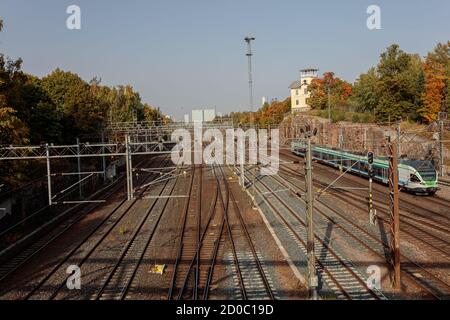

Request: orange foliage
left=420, top=61, right=446, bottom=123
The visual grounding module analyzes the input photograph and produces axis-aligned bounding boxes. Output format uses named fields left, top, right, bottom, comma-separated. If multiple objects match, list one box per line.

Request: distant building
left=289, top=68, right=318, bottom=114
left=191, top=109, right=216, bottom=122
left=184, top=114, right=190, bottom=123
left=262, top=96, right=267, bottom=106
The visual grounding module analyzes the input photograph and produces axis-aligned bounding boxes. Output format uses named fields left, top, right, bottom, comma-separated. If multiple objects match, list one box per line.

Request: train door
left=398, top=168, right=409, bottom=186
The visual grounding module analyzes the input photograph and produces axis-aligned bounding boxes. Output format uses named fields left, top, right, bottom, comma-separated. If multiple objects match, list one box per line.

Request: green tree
left=40, top=69, right=106, bottom=140
left=349, top=67, right=379, bottom=113
left=374, top=45, right=424, bottom=122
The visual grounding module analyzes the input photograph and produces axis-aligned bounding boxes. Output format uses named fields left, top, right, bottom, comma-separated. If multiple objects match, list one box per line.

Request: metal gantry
left=0, top=121, right=235, bottom=206
left=0, top=137, right=174, bottom=205
left=439, top=120, right=445, bottom=177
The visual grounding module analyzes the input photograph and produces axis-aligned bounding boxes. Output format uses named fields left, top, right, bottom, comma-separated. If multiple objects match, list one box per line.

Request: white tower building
left=289, top=68, right=318, bottom=114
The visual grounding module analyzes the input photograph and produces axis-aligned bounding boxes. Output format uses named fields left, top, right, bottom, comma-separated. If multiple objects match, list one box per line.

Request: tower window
left=296, top=100, right=299, bottom=105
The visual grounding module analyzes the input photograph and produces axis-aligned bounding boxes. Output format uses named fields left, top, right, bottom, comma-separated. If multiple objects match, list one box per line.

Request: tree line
left=309, top=43, right=450, bottom=123
left=226, top=42, right=449, bottom=127
left=0, top=20, right=166, bottom=146
left=223, top=97, right=291, bottom=128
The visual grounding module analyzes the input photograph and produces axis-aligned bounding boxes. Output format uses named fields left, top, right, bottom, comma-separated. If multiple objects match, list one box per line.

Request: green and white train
left=291, top=141, right=438, bottom=195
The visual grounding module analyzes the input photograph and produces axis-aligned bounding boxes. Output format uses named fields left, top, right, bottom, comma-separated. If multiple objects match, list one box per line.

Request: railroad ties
left=0, top=145, right=448, bottom=300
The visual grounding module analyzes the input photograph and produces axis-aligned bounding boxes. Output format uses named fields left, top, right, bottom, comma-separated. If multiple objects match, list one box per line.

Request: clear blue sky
left=1, top=0, right=449, bottom=119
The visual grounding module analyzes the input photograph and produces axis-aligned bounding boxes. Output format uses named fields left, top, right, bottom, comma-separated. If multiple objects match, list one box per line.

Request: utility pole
left=76, top=138, right=82, bottom=198
left=327, top=81, right=331, bottom=123
left=388, top=139, right=401, bottom=289
left=128, top=135, right=134, bottom=199
left=439, top=120, right=444, bottom=177
left=396, top=122, right=401, bottom=159
left=45, top=143, right=52, bottom=206
left=368, top=152, right=376, bottom=225
left=101, top=132, right=107, bottom=182
left=303, top=127, right=318, bottom=299
left=338, top=128, right=344, bottom=171
left=125, top=134, right=132, bottom=201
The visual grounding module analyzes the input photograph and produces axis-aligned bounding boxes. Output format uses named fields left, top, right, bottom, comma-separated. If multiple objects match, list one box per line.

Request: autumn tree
left=0, top=43, right=29, bottom=144
left=143, top=103, right=166, bottom=124
left=307, top=72, right=352, bottom=111
left=257, top=98, right=291, bottom=128
left=418, top=42, right=450, bottom=122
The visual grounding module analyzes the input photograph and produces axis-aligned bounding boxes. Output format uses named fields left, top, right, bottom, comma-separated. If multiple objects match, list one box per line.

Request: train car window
left=376, top=167, right=383, bottom=177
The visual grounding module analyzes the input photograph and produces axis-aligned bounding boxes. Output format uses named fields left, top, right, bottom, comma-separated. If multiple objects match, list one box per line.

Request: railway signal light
left=368, top=152, right=374, bottom=164
left=369, top=168, right=375, bottom=179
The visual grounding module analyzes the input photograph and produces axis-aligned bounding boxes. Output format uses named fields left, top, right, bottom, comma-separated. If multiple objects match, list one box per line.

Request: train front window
left=410, top=174, right=421, bottom=183
left=403, top=160, right=437, bottom=182
left=418, top=169, right=437, bottom=182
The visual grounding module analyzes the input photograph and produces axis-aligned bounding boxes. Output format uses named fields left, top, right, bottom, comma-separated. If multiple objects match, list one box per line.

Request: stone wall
left=279, top=115, right=447, bottom=167
left=280, top=117, right=391, bottom=156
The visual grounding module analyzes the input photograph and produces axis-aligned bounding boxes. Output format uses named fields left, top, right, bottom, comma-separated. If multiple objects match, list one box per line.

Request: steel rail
left=281, top=148, right=450, bottom=223
left=221, top=165, right=275, bottom=300
left=277, top=156, right=450, bottom=254
left=42, top=156, right=171, bottom=300
left=96, top=160, right=180, bottom=300
left=279, top=164, right=450, bottom=248
left=203, top=164, right=228, bottom=300
left=241, top=165, right=382, bottom=300
left=176, top=166, right=220, bottom=300
left=20, top=156, right=166, bottom=299
left=167, top=165, right=196, bottom=300
left=278, top=151, right=450, bottom=235
left=271, top=165, right=450, bottom=299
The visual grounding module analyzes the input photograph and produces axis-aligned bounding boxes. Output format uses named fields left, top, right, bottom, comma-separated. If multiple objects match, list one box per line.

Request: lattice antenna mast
left=245, top=36, right=255, bottom=126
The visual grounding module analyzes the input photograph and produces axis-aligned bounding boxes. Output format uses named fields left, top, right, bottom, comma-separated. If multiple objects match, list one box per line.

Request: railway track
left=167, top=165, right=198, bottom=300
left=261, top=156, right=450, bottom=299
left=281, top=149, right=450, bottom=225
left=439, top=179, right=450, bottom=187
left=94, top=161, right=181, bottom=300
left=6, top=155, right=172, bottom=300
left=279, top=150, right=450, bottom=250
left=0, top=167, right=133, bottom=285
left=167, top=164, right=276, bottom=300
left=219, top=165, right=275, bottom=300
left=277, top=162, right=450, bottom=261
left=237, top=164, right=384, bottom=300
